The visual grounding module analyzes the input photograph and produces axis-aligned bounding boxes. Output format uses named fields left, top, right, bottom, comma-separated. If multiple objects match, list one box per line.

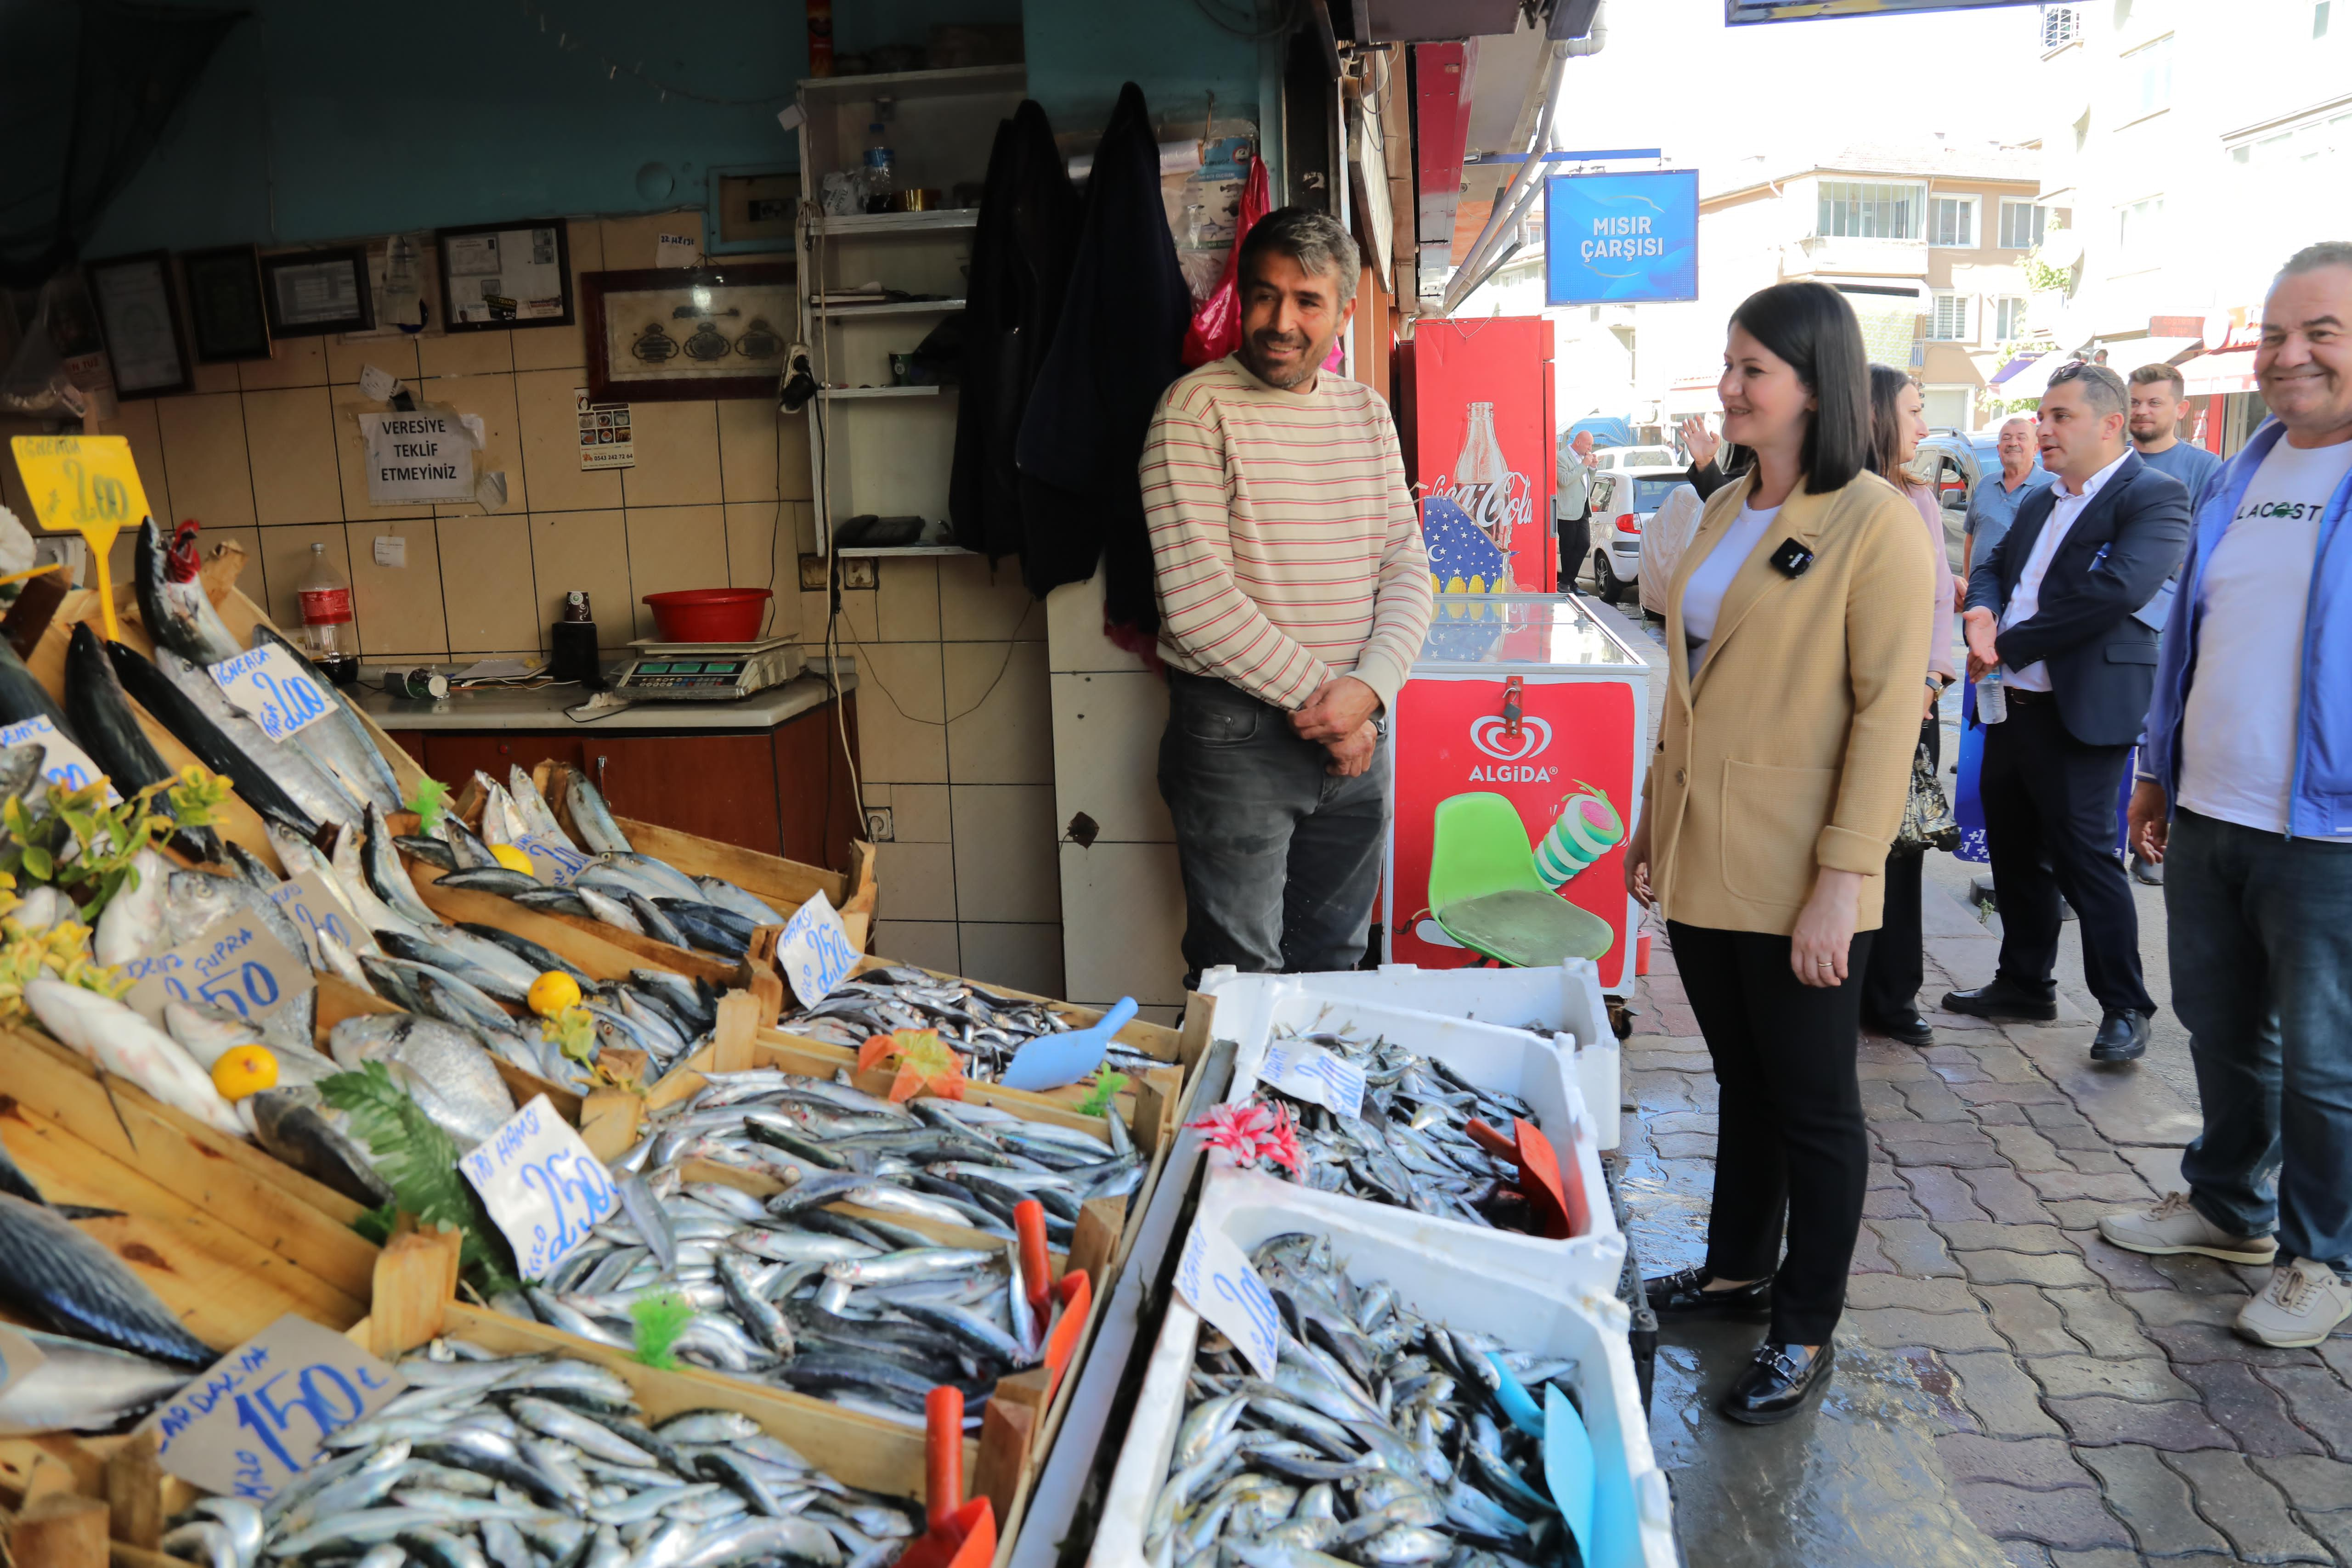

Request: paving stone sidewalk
left=1618, top=914, right=2352, bottom=1567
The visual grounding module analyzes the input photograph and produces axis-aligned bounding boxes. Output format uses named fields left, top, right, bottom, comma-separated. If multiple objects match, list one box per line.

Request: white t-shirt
left=1681, top=502, right=1781, bottom=679
left=2177, top=438, right=2352, bottom=834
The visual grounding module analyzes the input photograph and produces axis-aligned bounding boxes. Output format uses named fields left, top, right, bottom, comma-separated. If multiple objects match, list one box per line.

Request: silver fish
left=0, top=1327, right=194, bottom=1433
left=328, top=1014, right=516, bottom=1149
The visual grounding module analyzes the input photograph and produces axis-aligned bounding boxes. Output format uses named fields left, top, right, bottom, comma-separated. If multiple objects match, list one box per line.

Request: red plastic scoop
left=1468, top=1115, right=1589, bottom=1240
left=895, top=1386, right=995, bottom=1568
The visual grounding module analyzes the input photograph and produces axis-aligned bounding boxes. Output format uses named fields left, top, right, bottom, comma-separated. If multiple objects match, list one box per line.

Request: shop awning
left=1988, top=351, right=2044, bottom=386
left=2101, top=337, right=2205, bottom=372
left=1992, top=349, right=2071, bottom=401
left=2179, top=348, right=2258, bottom=396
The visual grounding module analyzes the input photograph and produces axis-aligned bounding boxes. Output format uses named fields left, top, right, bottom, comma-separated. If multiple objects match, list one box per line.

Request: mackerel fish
left=1250, top=1027, right=1542, bottom=1233
left=778, top=965, right=1163, bottom=1086
left=157, top=1340, right=914, bottom=1568
left=1147, top=1231, right=1583, bottom=1568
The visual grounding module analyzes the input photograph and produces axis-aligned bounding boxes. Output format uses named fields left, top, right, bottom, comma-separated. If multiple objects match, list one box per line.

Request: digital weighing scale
left=610, top=636, right=806, bottom=701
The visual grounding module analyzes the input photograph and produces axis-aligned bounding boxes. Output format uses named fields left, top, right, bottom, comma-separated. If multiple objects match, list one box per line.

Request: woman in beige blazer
left=1624, top=282, right=1934, bottom=1425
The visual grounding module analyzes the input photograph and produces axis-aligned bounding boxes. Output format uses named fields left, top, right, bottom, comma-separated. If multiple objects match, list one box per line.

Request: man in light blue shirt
left=1963, top=415, right=2056, bottom=576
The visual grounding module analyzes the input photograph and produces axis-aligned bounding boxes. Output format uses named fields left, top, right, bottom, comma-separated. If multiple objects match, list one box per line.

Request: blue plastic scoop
left=1001, top=997, right=1139, bottom=1092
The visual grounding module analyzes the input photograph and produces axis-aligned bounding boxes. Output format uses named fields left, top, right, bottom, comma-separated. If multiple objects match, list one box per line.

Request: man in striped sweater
left=1142, top=207, right=1435, bottom=986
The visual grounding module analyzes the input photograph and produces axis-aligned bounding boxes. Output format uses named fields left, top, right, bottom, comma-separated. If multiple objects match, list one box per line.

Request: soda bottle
left=296, top=541, right=359, bottom=686
left=1451, top=401, right=1515, bottom=582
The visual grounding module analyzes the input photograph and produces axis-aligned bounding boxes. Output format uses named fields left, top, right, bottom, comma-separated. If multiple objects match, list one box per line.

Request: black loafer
left=1940, top=979, right=2059, bottom=1021
left=1645, top=1267, right=1772, bottom=1320
left=1720, top=1340, right=1835, bottom=1425
left=2091, top=1009, right=2150, bottom=1062
left=1865, top=1009, right=1934, bottom=1047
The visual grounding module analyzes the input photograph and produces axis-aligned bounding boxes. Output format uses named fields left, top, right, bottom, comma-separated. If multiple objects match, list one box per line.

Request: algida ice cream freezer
left=1385, top=593, right=1650, bottom=996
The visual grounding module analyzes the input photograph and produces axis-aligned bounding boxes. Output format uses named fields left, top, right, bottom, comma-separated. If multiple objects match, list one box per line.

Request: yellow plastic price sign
left=8, top=434, right=153, bottom=641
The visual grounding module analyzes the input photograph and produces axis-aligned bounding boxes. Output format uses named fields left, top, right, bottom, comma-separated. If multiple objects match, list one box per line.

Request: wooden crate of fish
left=0, top=1024, right=376, bottom=1498
left=1091, top=1168, right=1678, bottom=1568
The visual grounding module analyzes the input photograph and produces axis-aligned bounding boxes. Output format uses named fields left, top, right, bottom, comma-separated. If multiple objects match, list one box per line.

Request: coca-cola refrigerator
left=1398, top=317, right=1555, bottom=593
left=1385, top=594, right=1649, bottom=996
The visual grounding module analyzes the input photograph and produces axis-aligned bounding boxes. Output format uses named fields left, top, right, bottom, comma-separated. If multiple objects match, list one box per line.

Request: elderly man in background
left=1962, top=415, right=2055, bottom=606
left=2103, top=242, right=2352, bottom=1348
left=1143, top=208, right=1434, bottom=989
left=1556, top=429, right=1598, bottom=590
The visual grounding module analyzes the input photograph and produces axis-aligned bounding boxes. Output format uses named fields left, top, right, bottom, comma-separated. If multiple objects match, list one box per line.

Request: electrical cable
left=1186, top=0, right=1300, bottom=41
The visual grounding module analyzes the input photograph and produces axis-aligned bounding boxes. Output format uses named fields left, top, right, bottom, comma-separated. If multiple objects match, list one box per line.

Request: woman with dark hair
left=1860, top=366, right=1959, bottom=1045
left=1625, top=282, right=1934, bottom=1423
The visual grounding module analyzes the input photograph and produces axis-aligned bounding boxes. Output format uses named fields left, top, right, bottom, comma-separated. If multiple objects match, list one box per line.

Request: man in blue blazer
left=1945, top=361, right=2194, bottom=1062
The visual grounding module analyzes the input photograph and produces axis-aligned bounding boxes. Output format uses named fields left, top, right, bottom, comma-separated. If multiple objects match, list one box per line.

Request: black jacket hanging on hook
left=947, top=100, right=1079, bottom=563
left=1012, top=82, right=1192, bottom=622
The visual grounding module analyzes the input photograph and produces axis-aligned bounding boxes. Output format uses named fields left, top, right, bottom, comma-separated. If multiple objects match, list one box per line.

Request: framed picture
left=581, top=263, right=796, bottom=402
left=180, top=244, right=271, bottom=362
left=707, top=168, right=801, bottom=255
left=85, top=252, right=192, bottom=398
left=259, top=246, right=375, bottom=338
left=434, top=219, right=573, bottom=331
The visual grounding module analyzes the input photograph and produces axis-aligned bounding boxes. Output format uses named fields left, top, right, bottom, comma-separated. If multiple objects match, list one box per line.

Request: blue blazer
left=1963, top=450, right=2192, bottom=747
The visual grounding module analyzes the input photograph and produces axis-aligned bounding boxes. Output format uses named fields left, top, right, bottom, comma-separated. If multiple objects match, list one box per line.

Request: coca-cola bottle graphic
left=1451, top=402, right=1515, bottom=587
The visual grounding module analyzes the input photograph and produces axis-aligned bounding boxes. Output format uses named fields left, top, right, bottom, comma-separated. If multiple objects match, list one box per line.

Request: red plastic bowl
left=641, top=588, right=772, bottom=642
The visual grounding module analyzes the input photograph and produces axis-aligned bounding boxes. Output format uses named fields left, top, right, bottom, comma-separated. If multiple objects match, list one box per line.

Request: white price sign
left=1174, top=1219, right=1283, bottom=1380
left=120, top=918, right=316, bottom=1028
left=139, top=1314, right=406, bottom=1500
left=0, top=714, right=120, bottom=802
left=457, top=1094, right=618, bottom=1281
left=208, top=645, right=332, bottom=743
left=512, top=832, right=591, bottom=888
left=1258, top=1038, right=1367, bottom=1119
left=777, top=890, right=857, bottom=1008
left=266, top=869, right=367, bottom=970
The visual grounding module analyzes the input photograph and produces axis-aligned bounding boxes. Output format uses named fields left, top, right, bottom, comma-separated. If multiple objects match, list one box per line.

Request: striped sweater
left=1139, top=355, right=1434, bottom=711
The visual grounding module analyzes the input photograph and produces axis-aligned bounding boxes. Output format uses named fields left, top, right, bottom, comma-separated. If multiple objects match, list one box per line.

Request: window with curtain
left=2040, top=6, right=2081, bottom=48
left=1994, top=297, right=2030, bottom=340
left=2122, top=35, right=2173, bottom=118
left=1928, top=197, right=1976, bottom=247
left=1931, top=294, right=1973, bottom=341
left=1998, top=200, right=2048, bottom=249
left=2116, top=196, right=2165, bottom=267
left=1817, top=181, right=1926, bottom=239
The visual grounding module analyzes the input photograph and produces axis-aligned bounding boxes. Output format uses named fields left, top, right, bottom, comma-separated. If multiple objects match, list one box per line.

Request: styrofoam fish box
left=1091, top=1169, right=1676, bottom=1568
left=1216, top=961, right=1623, bottom=1149
left=1201, top=973, right=1622, bottom=1298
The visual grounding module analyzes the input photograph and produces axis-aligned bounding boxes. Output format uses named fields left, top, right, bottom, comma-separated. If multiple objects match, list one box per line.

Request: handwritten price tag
left=1175, top=1218, right=1283, bottom=1380
left=0, top=714, right=120, bottom=804
left=1260, top=1038, right=1368, bottom=1119
left=512, top=832, right=591, bottom=888
left=8, top=434, right=153, bottom=643
left=138, top=1314, right=405, bottom=1500
left=120, top=918, right=315, bottom=1029
left=266, top=868, right=365, bottom=970
left=458, top=1094, right=618, bottom=1280
left=208, top=644, right=332, bottom=743
left=777, top=889, right=857, bottom=1008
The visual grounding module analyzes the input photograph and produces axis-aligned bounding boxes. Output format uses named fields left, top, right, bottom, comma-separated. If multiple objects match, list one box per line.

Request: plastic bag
left=1180, top=156, right=1270, bottom=368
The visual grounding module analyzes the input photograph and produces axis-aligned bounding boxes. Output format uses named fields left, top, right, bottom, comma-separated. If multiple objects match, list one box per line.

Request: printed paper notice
left=1258, top=1037, right=1367, bottom=1119
left=577, top=387, right=634, bottom=469
left=777, top=890, right=857, bottom=1008
left=1175, top=1218, right=1283, bottom=1379
left=359, top=408, right=477, bottom=503
left=140, top=1314, right=405, bottom=1501
left=458, top=1095, right=619, bottom=1281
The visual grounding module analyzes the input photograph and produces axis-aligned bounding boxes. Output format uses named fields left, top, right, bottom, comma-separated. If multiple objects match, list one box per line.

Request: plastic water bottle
left=1977, top=665, right=2007, bottom=724
left=861, top=123, right=896, bottom=211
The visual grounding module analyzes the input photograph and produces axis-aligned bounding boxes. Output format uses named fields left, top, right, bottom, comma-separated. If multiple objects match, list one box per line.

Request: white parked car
left=1584, top=469, right=1696, bottom=605
left=1592, top=444, right=1681, bottom=474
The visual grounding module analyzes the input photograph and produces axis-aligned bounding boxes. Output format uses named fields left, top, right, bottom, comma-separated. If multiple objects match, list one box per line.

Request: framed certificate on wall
left=180, top=244, right=271, bottom=363
left=260, top=246, right=375, bottom=338
left=85, top=251, right=191, bottom=397
left=435, top=220, right=575, bottom=331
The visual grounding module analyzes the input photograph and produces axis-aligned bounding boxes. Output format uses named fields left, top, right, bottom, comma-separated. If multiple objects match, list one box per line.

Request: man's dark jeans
left=2170, top=809, right=2352, bottom=1277
left=1158, top=671, right=1390, bottom=987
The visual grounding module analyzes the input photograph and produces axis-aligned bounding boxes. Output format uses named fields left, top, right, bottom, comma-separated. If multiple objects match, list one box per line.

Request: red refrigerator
left=1398, top=316, right=1555, bottom=593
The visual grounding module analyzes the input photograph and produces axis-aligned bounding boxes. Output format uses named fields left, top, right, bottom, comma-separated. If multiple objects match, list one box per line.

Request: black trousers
left=1980, top=691, right=2155, bottom=1015
left=1669, top=920, right=1874, bottom=1345
left=1862, top=716, right=1941, bottom=1021
left=1558, top=509, right=1591, bottom=588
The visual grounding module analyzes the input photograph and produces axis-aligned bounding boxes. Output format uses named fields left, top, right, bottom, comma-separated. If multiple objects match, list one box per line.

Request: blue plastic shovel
left=1001, top=997, right=1139, bottom=1092
left=1545, top=1383, right=1595, bottom=1560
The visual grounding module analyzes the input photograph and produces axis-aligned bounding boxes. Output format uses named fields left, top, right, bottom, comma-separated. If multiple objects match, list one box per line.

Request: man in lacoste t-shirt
left=2106, top=241, right=2352, bottom=1352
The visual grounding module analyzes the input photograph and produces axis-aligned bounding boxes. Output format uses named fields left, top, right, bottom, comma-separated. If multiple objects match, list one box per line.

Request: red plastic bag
left=1180, top=156, right=1270, bottom=368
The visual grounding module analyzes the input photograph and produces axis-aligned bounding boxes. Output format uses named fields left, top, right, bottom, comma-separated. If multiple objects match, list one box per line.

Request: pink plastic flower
left=1187, top=1100, right=1303, bottom=1177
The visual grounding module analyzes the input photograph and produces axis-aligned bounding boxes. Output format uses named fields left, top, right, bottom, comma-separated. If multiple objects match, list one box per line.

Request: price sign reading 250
left=458, top=1095, right=619, bottom=1281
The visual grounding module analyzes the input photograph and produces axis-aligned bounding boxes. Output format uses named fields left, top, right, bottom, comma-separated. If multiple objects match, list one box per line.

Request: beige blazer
left=1642, top=469, right=1935, bottom=935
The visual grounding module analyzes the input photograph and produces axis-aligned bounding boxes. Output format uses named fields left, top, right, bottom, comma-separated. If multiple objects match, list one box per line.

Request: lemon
left=490, top=844, right=537, bottom=876
left=528, top=970, right=582, bottom=1018
left=211, top=1044, right=278, bottom=1100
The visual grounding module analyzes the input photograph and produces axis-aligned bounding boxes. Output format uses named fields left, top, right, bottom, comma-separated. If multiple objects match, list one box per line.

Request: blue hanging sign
left=1543, top=169, right=1699, bottom=306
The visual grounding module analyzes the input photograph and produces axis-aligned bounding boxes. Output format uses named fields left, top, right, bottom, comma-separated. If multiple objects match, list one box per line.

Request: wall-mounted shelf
left=820, top=384, right=950, bottom=400
left=814, top=209, right=981, bottom=237
left=799, top=63, right=1025, bottom=101
left=836, top=543, right=975, bottom=557
left=814, top=297, right=967, bottom=318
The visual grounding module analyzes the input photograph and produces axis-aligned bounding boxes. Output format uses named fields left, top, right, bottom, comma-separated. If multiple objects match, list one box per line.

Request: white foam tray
left=1200, top=972, right=1624, bottom=1297
left=1218, top=961, right=1622, bottom=1149
left=1090, top=1169, right=1676, bottom=1568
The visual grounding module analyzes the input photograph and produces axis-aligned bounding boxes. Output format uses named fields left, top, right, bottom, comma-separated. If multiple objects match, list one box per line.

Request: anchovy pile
left=1148, top=1232, right=1581, bottom=1568
left=779, top=965, right=1163, bottom=1084
left=494, top=1069, right=1144, bottom=1419
left=1251, top=1030, right=1545, bottom=1234
left=158, top=1341, right=921, bottom=1568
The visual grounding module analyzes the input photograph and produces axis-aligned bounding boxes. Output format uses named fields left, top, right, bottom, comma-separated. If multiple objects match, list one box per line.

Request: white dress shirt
left=1998, top=449, right=2130, bottom=691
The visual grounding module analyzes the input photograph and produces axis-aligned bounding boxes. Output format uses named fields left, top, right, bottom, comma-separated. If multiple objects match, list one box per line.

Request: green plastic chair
left=1427, top=792, right=1616, bottom=968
